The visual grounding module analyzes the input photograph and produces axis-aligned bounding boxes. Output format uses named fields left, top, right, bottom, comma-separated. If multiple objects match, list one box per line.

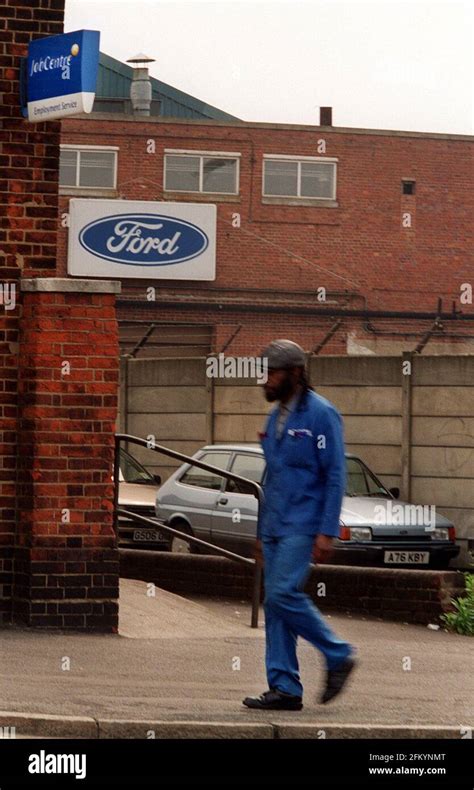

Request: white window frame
left=59, top=144, right=119, bottom=189
left=262, top=154, right=338, bottom=201
left=164, top=149, right=241, bottom=195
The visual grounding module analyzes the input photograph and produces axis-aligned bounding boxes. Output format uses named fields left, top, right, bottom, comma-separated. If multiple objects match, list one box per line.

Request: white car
left=155, top=445, right=459, bottom=569
left=118, top=448, right=167, bottom=548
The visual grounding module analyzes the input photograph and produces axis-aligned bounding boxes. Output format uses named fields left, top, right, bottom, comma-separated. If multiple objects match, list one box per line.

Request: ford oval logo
left=78, top=213, right=209, bottom=266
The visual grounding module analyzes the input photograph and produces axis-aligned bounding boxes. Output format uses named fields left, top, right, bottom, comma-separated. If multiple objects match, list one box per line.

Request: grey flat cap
left=261, top=339, right=307, bottom=369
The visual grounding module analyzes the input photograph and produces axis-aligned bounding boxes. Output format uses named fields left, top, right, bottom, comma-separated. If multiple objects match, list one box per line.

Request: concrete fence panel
left=119, top=354, right=474, bottom=566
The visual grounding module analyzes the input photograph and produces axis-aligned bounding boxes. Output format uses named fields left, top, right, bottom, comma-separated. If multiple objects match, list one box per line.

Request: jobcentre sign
left=68, top=199, right=216, bottom=280
left=26, top=30, right=100, bottom=122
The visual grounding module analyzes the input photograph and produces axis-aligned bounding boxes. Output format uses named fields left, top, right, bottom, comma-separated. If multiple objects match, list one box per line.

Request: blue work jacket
left=258, top=388, right=346, bottom=539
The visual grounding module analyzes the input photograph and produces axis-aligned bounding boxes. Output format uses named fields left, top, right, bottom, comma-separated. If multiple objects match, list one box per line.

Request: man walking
left=243, top=339, right=356, bottom=711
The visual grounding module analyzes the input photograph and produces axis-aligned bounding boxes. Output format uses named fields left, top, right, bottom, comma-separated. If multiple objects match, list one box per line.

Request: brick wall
left=1, top=2, right=121, bottom=630
left=1, top=0, right=64, bottom=278
left=0, top=0, right=66, bottom=623
left=120, top=550, right=467, bottom=626
left=59, top=115, right=474, bottom=356
left=14, top=289, right=119, bottom=629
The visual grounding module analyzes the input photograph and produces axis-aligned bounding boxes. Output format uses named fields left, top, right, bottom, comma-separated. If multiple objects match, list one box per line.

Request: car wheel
left=169, top=521, right=199, bottom=555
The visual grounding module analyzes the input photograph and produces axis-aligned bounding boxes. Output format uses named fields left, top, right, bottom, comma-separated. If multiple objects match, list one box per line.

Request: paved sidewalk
left=0, top=579, right=472, bottom=738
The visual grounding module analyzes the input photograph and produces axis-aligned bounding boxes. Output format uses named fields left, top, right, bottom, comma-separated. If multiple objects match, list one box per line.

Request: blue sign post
left=25, top=30, right=100, bottom=122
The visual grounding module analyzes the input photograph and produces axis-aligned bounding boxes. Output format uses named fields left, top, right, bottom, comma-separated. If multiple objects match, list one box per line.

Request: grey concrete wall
left=118, top=357, right=210, bottom=480
left=119, top=355, right=474, bottom=567
left=410, top=356, right=474, bottom=564
left=309, top=357, right=403, bottom=491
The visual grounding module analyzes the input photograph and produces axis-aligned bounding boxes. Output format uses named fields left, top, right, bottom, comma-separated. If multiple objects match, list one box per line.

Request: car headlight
left=430, top=527, right=450, bottom=541
left=349, top=527, right=372, bottom=541
left=339, top=526, right=372, bottom=541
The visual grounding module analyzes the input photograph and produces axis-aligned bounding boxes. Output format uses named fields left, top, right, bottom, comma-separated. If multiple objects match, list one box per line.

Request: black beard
left=264, top=372, right=294, bottom=403
left=265, top=391, right=277, bottom=402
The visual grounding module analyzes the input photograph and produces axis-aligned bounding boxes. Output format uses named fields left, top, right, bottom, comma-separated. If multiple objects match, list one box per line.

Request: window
left=179, top=451, right=231, bottom=490
left=164, top=151, right=239, bottom=194
left=345, top=458, right=389, bottom=498
left=226, top=453, right=266, bottom=494
left=402, top=180, right=416, bottom=195
left=59, top=146, right=118, bottom=189
left=263, top=156, right=337, bottom=200
left=119, top=449, right=154, bottom=484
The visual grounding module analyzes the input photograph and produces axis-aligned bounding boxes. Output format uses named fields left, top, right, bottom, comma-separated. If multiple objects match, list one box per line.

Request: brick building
left=58, top=64, right=474, bottom=358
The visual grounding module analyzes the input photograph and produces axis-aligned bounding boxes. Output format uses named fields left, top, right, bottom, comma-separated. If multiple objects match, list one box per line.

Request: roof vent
left=126, top=53, right=156, bottom=116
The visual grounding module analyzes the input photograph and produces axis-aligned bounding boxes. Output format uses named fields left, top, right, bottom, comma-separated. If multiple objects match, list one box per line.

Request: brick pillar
left=1, top=1, right=66, bottom=623
left=14, top=279, right=121, bottom=630
left=1, top=3, right=121, bottom=631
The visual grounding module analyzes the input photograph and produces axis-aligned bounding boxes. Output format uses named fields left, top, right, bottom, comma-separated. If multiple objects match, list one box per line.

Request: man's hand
left=254, top=539, right=264, bottom=568
left=312, top=534, right=334, bottom=564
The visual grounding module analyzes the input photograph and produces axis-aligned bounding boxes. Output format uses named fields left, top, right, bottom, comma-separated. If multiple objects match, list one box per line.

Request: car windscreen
left=345, top=457, right=390, bottom=497
left=119, top=449, right=155, bottom=485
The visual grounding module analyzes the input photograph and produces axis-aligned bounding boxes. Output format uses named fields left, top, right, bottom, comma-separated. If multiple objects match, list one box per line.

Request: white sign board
left=68, top=199, right=216, bottom=280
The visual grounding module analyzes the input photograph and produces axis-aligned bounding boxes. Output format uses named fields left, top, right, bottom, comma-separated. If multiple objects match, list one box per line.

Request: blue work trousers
left=262, top=533, right=353, bottom=698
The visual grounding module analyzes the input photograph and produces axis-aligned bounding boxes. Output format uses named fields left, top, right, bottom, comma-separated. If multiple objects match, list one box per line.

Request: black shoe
left=243, top=689, right=303, bottom=710
left=320, top=657, right=357, bottom=704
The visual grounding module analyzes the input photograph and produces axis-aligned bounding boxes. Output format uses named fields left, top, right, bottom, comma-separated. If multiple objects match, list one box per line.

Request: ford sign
left=78, top=213, right=209, bottom=266
left=68, top=199, right=216, bottom=280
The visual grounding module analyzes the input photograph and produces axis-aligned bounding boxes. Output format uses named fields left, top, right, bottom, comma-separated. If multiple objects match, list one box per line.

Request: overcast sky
left=65, top=0, right=473, bottom=134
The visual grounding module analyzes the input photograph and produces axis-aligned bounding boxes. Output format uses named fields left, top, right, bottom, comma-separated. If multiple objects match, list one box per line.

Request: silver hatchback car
left=156, top=444, right=459, bottom=569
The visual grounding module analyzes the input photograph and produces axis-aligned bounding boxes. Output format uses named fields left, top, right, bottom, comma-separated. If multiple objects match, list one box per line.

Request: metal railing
left=114, top=434, right=264, bottom=628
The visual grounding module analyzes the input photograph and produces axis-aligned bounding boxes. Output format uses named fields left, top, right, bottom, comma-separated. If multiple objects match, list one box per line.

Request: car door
left=211, top=452, right=266, bottom=556
left=172, top=450, right=232, bottom=542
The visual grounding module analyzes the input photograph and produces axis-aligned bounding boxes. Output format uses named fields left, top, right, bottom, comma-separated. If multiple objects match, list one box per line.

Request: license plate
left=133, top=528, right=165, bottom=543
left=384, top=550, right=429, bottom=564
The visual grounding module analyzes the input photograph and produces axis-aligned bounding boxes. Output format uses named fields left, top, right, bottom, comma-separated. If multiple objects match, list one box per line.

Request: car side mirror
left=389, top=487, right=400, bottom=499
left=153, top=474, right=162, bottom=485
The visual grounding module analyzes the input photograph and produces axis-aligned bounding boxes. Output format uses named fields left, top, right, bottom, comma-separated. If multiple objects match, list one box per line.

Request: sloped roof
left=97, top=52, right=240, bottom=121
